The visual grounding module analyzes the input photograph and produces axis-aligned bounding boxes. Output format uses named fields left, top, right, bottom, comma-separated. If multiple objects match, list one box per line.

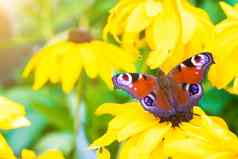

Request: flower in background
left=23, top=30, right=136, bottom=93
left=103, top=0, right=215, bottom=72
left=90, top=102, right=238, bottom=159
left=0, top=96, right=30, bottom=159
left=21, top=149, right=65, bottom=159
left=209, top=2, right=238, bottom=94
left=0, top=97, right=65, bottom=159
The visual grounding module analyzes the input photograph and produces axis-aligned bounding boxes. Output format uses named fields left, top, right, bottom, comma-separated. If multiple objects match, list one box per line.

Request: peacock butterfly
left=112, top=52, right=214, bottom=126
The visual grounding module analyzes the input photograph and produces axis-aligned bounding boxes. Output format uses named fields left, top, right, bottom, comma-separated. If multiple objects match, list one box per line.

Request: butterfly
left=112, top=52, right=214, bottom=126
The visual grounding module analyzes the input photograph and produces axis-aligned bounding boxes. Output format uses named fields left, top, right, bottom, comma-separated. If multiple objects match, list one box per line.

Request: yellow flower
left=0, top=96, right=30, bottom=129
left=208, top=2, right=238, bottom=94
left=0, top=97, right=64, bottom=159
left=23, top=40, right=136, bottom=93
left=0, top=96, right=30, bottom=159
left=90, top=102, right=238, bottom=159
left=21, top=149, right=65, bottom=159
left=96, top=148, right=110, bottom=159
left=103, top=0, right=215, bottom=72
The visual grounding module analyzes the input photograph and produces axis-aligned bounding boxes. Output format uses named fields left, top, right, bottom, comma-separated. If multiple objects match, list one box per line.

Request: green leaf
left=4, top=110, right=47, bottom=154
left=4, top=86, right=74, bottom=131
left=225, top=0, right=238, bottom=5
left=0, top=86, right=74, bottom=155
left=35, top=131, right=74, bottom=155
left=199, top=0, right=226, bottom=24
left=199, top=88, right=232, bottom=115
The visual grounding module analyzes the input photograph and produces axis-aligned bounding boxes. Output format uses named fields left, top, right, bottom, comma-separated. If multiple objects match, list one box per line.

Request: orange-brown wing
left=171, top=82, right=202, bottom=113
left=129, top=73, right=176, bottom=118
left=168, top=52, right=214, bottom=84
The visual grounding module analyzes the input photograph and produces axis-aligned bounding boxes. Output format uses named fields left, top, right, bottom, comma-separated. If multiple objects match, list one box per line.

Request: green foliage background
left=1, top=0, right=238, bottom=158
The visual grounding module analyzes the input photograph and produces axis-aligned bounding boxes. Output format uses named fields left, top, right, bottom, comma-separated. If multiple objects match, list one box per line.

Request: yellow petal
left=117, top=116, right=157, bottom=141
left=165, top=138, right=213, bottom=159
left=96, top=148, right=110, bottom=159
left=61, top=47, right=82, bottom=93
left=206, top=152, right=238, bottom=159
left=118, top=135, right=139, bottom=159
left=88, top=41, right=136, bottom=88
left=95, top=102, right=142, bottom=116
left=32, top=55, right=51, bottom=90
left=235, top=3, right=238, bottom=11
left=161, top=0, right=215, bottom=73
left=48, top=54, right=61, bottom=84
left=108, top=106, right=155, bottom=131
left=176, top=0, right=196, bottom=44
left=226, top=77, right=238, bottom=94
left=0, top=134, right=16, bottom=159
left=103, top=2, right=137, bottom=41
left=32, top=41, right=72, bottom=90
left=125, top=3, right=149, bottom=32
left=210, top=116, right=228, bottom=129
left=22, top=52, right=44, bottom=78
left=208, top=18, right=238, bottom=90
left=219, top=2, right=238, bottom=19
left=146, top=0, right=182, bottom=69
left=79, top=44, right=98, bottom=78
left=121, top=32, right=140, bottom=56
left=0, top=97, right=30, bottom=130
left=145, top=0, right=162, bottom=17
left=21, top=149, right=37, bottom=159
left=89, top=130, right=117, bottom=149
left=38, top=149, right=65, bottom=159
left=185, top=108, right=238, bottom=152
left=99, top=61, right=114, bottom=89
left=125, top=1, right=162, bottom=33
left=128, top=124, right=171, bottom=159
left=92, top=41, right=136, bottom=72
left=150, top=142, right=167, bottom=159
left=146, top=50, right=172, bottom=70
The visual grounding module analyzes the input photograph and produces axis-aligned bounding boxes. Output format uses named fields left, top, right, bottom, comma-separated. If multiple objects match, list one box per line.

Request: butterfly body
left=112, top=52, right=214, bottom=126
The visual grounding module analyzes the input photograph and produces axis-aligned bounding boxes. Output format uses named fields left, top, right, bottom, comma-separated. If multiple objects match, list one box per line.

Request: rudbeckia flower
left=0, top=96, right=30, bottom=159
left=208, top=2, right=238, bottom=94
left=90, top=102, right=238, bottom=159
left=21, top=149, right=65, bottom=159
left=23, top=40, right=136, bottom=93
left=103, top=0, right=215, bottom=72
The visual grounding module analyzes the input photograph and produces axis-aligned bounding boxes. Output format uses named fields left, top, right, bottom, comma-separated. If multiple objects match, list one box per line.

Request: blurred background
left=0, top=0, right=238, bottom=158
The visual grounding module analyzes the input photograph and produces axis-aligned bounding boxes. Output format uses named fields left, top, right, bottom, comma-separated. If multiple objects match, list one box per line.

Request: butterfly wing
left=167, top=52, right=214, bottom=112
left=168, top=52, right=214, bottom=84
left=112, top=73, right=176, bottom=118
